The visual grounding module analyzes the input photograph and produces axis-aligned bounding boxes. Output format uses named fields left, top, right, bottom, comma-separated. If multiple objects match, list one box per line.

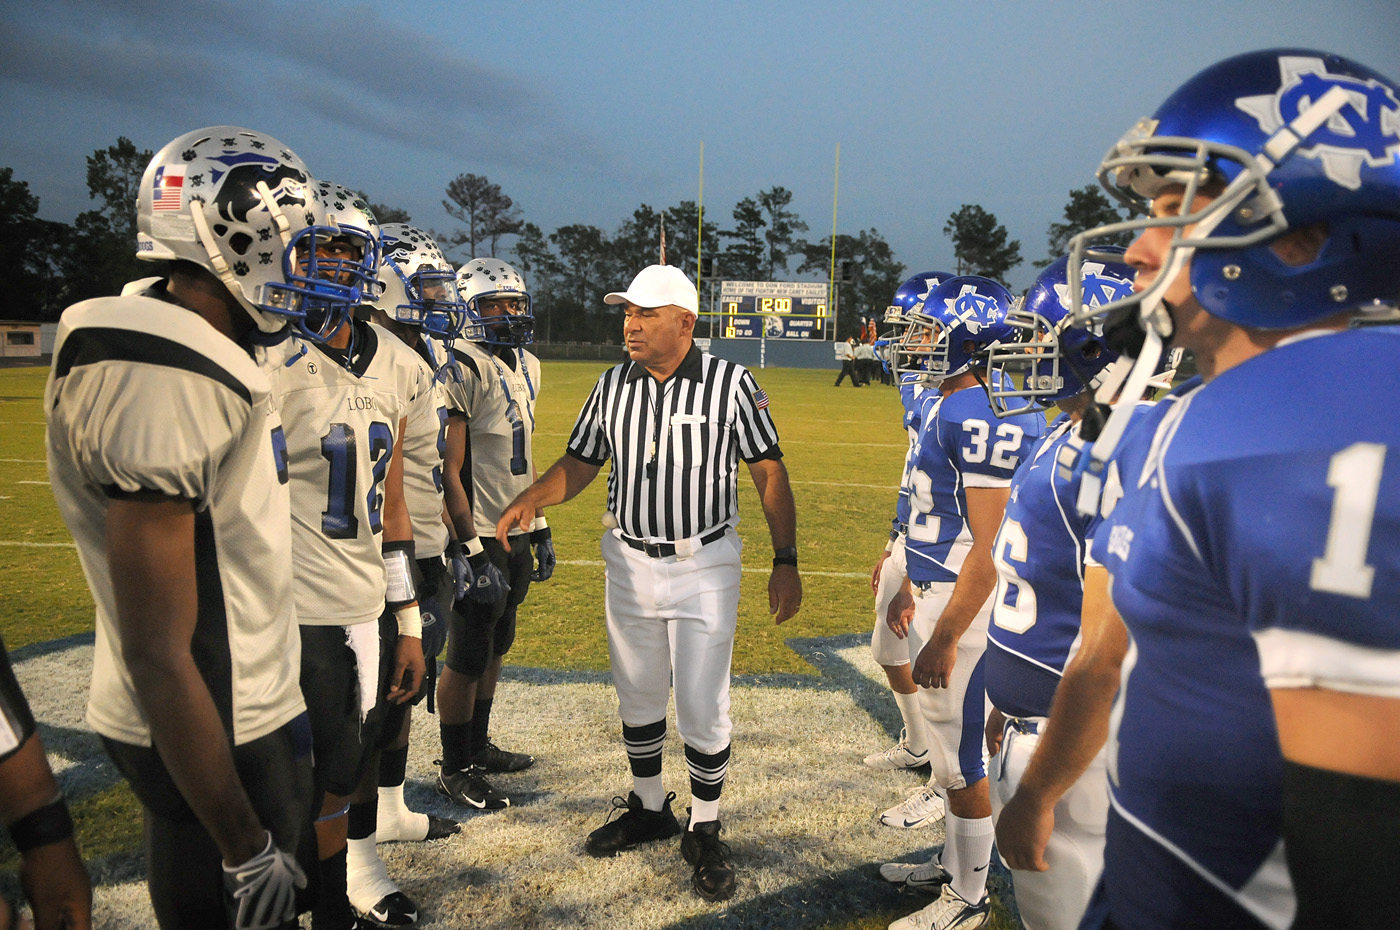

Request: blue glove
left=465, top=550, right=509, bottom=604
left=418, top=593, right=448, bottom=660
left=446, top=542, right=472, bottom=601
left=531, top=527, right=556, bottom=582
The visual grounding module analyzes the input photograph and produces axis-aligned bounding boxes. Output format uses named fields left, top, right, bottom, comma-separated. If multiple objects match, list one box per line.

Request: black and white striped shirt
left=567, top=345, right=782, bottom=541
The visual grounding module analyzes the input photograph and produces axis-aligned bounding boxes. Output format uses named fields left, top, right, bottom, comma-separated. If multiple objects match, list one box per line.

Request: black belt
left=619, top=526, right=728, bottom=559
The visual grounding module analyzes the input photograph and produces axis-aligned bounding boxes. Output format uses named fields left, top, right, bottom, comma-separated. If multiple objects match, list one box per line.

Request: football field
left=0, top=359, right=1024, bottom=929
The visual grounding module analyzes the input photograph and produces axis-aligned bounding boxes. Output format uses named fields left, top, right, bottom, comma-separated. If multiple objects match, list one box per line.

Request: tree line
left=0, top=136, right=1133, bottom=341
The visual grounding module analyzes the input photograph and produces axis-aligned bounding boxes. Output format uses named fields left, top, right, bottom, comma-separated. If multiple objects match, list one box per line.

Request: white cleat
left=888, top=884, right=990, bottom=930
left=864, top=728, right=930, bottom=770
left=879, top=785, right=946, bottom=829
left=879, top=850, right=951, bottom=890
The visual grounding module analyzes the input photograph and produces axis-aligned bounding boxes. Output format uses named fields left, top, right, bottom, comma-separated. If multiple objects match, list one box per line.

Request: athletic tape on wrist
left=530, top=515, right=548, bottom=533
left=462, top=536, right=485, bottom=558
left=395, top=603, right=423, bottom=639
left=383, top=547, right=417, bottom=606
left=8, top=796, right=74, bottom=853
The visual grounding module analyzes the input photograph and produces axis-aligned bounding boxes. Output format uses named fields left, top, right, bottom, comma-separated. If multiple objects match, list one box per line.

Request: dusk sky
left=3, top=0, right=1397, bottom=293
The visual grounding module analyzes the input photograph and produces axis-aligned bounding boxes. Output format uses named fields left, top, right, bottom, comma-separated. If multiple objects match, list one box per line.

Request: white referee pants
left=989, top=722, right=1108, bottom=930
left=601, top=528, right=743, bottom=755
left=871, top=534, right=916, bottom=667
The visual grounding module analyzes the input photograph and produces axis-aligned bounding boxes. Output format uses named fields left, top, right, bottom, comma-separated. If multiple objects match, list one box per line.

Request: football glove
left=465, top=551, right=509, bottom=604
left=222, top=831, right=305, bottom=930
left=446, top=541, right=472, bottom=601
left=530, top=527, right=556, bottom=582
left=418, top=594, right=448, bottom=661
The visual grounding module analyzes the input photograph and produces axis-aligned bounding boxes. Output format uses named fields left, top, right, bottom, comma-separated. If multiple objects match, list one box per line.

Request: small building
left=0, top=321, right=41, bottom=358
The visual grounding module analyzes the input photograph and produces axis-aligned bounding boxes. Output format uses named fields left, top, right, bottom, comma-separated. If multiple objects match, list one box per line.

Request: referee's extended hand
left=769, top=564, right=802, bottom=624
left=497, top=497, right=535, bottom=545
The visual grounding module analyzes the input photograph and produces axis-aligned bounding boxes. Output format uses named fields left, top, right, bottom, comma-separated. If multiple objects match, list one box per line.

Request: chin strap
left=1075, top=327, right=1165, bottom=517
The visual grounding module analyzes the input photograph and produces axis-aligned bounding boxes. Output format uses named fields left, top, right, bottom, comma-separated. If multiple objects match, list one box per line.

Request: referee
left=498, top=263, right=801, bottom=903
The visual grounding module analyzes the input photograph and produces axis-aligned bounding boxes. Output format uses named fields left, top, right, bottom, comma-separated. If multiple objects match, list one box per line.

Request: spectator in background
left=834, top=337, right=858, bottom=386
left=854, top=339, right=878, bottom=386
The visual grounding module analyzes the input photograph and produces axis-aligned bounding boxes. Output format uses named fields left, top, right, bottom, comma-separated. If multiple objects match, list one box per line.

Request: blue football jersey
left=893, top=376, right=932, bottom=532
left=1087, top=330, right=1400, bottom=929
left=905, top=385, right=1046, bottom=584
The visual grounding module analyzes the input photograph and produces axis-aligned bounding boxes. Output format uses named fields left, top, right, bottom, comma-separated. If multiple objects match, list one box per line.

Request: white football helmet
left=310, top=179, right=383, bottom=340
left=136, top=126, right=365, bottom=340
left=456, top=258, right=534, bottom=346
left=374, top=224, right=467, bottom=340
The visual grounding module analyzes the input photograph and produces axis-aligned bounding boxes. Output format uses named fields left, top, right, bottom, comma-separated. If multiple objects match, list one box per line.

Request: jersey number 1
left=1309, top=442, right=1385, bottom=599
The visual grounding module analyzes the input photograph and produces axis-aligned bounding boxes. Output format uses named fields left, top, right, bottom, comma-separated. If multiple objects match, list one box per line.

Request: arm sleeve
left=734, top=369, right=782, bottom=463
left=443, top=351, right=479, bottom=420
left=62, top=364, right=243, bottom=505
left=566, top=376, right=612, bottom=466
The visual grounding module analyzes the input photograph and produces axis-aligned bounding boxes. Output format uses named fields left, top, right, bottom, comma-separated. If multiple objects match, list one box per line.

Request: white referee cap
left=605, top=264, right=698, bottom=317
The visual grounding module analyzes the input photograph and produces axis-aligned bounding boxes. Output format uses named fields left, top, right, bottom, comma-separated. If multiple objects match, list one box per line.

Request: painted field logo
left=1236, top=55, right=1400, bottom=190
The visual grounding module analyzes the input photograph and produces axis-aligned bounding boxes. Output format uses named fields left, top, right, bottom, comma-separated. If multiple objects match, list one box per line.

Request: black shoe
left=421, top=814, right=461, bottom=840
left=354, top=891, right=418, bottom=928
left=584, top=791, right=681, bottom=857
left=472, top=739, right=535, bottom=773
left=681, top=817, right=736, bottom=902
left=434, top=762, right=509, bottom=810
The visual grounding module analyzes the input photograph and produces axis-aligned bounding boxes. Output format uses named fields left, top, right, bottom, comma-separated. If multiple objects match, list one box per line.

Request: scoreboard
left=712, top=281, right=829, bottom=340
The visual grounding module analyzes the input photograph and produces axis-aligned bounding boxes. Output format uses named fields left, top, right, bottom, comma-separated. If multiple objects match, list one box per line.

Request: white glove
left=222, top=830, right=306, bottom=930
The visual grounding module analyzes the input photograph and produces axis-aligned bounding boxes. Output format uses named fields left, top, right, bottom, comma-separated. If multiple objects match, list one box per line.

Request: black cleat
left=355, top=890, right=418, bottom=928
left=471, top=739, right=535, bottom=773
left=434, top=762, right=510, bottom=810
left=584, top=791, right=681, bottom=857
left=681, top=817, right=736, bottom=902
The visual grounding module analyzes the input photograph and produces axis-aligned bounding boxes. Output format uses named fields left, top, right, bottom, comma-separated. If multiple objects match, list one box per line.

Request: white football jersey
left=443, top=341, right=542, bottom=536
left=401, top=339, right=450, bottom=559
left=259, top=321, right=426, bottom=626
left=46, top=290, right=304, bottom=748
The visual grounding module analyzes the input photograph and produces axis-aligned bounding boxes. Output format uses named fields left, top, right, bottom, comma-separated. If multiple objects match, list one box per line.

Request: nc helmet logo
left=1054, top=262, right=1133, bottom=311
left=944, top=284, right=998, bottom=325
left=1235, top=55, right=1400, bottom=190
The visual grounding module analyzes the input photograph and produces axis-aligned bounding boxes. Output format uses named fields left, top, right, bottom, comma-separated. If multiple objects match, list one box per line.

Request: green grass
left=1, top=360, right=1026, bottom=929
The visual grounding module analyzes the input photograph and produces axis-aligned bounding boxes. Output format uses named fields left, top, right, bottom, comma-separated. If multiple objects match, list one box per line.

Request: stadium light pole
left=828, top=143, right=839, bottom=341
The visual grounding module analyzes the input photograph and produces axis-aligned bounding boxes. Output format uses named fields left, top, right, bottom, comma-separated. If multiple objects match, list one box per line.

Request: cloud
left=0, top=0, right=608, bottom=174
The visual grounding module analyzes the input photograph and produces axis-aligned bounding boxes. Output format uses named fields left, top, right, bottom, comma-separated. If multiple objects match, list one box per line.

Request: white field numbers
left=1309, top=442, right=1386, bottom=599
left=991, top=519, right=1037, bottom=633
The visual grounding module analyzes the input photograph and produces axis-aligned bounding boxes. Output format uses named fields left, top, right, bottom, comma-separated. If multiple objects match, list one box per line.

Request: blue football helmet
left=457, top=258, right=534, bottom=347
left=1066, top=49, right=1400, bottom=331
left=984, top=250, right=1134, bottom=417
left=885, top=271, right=952, bottom=326
left=374, top=224, right=467, bottom=341
left=897, top=275, right=1016, bottom=382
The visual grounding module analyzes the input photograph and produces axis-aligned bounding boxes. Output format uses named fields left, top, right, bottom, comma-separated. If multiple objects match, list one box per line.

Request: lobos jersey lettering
left=259, top=320, right=425, bottom=626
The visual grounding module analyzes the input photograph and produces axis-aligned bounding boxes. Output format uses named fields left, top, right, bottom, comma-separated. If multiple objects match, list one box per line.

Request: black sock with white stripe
left=623, top=720, right=666, bottom=810
left=685, top=742, right=730, bottom=826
